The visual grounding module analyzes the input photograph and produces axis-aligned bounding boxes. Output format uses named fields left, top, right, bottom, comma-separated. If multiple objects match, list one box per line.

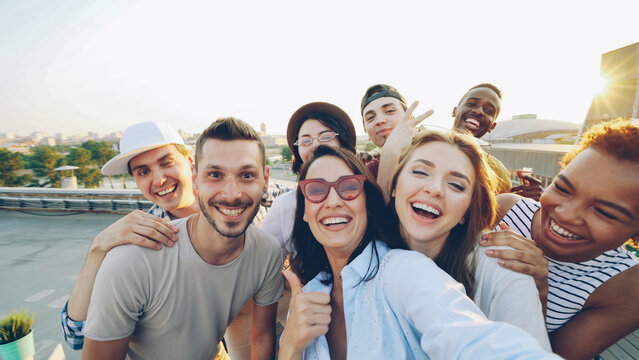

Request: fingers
left=410, top=109, right=434, bottom=127
left=499, top=222, right=510, bottom=231
left=283, top=269, right=304, bottom=295
left=494, top=258, right=548, bottom=278
left=485, top=248, right=541, bottom=265
left=130, top=234, right=163, bottom=250
left=481, top=229, right=537, bottom=249
left=405, top=101, right=419, bottom=118
left=131, top=223, right=177, bottom=248
left=510, top=187, right=542, bottom=202
left=522, top=174, right=542, bottom=185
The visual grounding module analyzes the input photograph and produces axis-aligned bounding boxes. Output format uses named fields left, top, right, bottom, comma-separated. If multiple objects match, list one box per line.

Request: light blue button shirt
left=301, top=240, right=560, bottom=359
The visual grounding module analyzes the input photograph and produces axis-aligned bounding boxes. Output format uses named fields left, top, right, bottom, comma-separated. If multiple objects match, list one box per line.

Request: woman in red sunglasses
left=388, top=130, right=551, bottom=349
left=226, top=102, right=357, bottom=358
left=278, top=145, right=558, bottom=359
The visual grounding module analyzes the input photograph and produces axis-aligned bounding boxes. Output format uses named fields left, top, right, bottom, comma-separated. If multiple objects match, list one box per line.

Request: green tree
left=281, top=146, right=292, bottom=162
left=29, top=146, right=64, bottom=187
left=81, top=140, right=116, bottom=167
left=0, top=148, right=31, bottom=186
left=67, top=147, right=102, bottom=188
left=364, top=142, right=378, bottom=152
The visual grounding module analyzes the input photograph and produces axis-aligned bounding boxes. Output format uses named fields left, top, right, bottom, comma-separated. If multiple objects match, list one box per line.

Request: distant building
left=1, top=132, right=15, bottom=140
left=260, top=134, right=287, bottom=147
left=260, top=122, right=266, bottom=136
left=582, top=42, right=639, bottom=133
left=483, top=114, right=580, bottom=144
left=40, top=137, right=56, bottom=146
left=31, top=132, right=44, bottom=142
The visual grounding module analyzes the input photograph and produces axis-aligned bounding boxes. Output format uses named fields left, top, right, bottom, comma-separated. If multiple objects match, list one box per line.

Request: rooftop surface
left=1, top=209, right=124, bottom=359
left=1, top=208, right=636, bottom=359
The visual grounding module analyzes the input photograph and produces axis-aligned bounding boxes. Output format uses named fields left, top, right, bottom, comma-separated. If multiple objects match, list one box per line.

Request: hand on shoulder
left=90, top=210, right=179, bottom=255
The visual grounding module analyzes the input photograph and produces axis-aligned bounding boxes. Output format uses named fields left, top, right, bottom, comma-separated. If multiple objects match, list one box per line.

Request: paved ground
left=0, top=209, right=124, bottom=359
left=2, top=208, right=637, bottom=359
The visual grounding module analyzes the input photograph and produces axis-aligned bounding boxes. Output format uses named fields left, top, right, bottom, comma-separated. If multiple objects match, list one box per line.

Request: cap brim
left=101, top=143, right=174, bottom=176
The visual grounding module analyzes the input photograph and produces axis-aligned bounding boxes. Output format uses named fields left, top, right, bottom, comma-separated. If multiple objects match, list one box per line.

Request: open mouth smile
left=156, top=184, right=177, bottom=196
left=464, top=118, right=481, bottom=131
left=411, top=202, right=441, bottom=219
left=549, top=218, right=583, bottom=240
left=217, top=207, right=246, bottom=217
left=319, top=215, right=352, bottom=231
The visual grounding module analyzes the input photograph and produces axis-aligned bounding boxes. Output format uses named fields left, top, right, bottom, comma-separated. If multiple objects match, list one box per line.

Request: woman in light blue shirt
left=278, top=145, right=558, bottom=360
left=388, top=130, right=550, bottom=349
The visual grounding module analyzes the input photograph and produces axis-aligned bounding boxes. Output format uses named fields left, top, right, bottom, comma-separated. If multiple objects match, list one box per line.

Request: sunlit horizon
left=1, top=0, right=637, bottom=138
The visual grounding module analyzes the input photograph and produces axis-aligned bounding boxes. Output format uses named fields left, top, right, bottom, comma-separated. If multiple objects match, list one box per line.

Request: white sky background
left=0, top=0, right=637, bottom=137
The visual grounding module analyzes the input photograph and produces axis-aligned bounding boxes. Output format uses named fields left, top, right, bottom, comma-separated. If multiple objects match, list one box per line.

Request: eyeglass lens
left=303, top=176, right=363, bottom=202
left=296, top=132, right=338, bottom=146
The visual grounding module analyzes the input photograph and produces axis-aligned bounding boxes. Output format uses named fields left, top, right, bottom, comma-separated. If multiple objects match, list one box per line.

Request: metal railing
left=0, top=187, right=153, bottom=214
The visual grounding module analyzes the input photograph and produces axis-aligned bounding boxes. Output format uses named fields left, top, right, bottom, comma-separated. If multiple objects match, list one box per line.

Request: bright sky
left=0, top=0, right=637, bottom=137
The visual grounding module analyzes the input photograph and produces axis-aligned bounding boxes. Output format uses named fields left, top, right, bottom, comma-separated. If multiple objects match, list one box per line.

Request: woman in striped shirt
left=488, top=120, right=639, bottom=359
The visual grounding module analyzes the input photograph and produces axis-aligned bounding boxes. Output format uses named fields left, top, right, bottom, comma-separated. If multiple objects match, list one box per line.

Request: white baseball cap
left=101, top=121, right=185, bottom=176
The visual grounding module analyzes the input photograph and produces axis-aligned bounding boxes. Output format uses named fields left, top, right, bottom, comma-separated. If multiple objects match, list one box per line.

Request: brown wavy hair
left=388, top=130, right=497, bottom=295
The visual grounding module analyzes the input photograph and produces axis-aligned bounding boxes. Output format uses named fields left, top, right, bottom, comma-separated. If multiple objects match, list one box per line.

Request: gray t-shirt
left=84, top=216, right=284, bottom=360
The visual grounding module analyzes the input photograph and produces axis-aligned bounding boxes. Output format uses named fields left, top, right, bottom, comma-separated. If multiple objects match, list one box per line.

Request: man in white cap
left=79, top=118, right=283, bottom=359
left=61, top=120, right=200, bottom=350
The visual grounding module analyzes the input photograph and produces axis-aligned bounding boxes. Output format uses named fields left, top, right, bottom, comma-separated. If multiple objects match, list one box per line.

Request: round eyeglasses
left=294, top=132, right=339, bottom=147
left=298, top=174, right=366, bottom=203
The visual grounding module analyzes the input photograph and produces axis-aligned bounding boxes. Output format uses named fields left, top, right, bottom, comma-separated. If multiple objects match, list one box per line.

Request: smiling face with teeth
left=392, top=141, right=474, bottom=258
left=537, top=148, right=639, bottom=262
left=129, top=145, right=197, bottom=218
left=195, top=138, right=268, bottom=239
left=303, top=155, right=368, bottom=260
left=452, top=87, right=501, bottom=138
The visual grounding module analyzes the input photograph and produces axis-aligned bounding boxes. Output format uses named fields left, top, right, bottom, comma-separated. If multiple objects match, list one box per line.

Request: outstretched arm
left=67, top=210, right=178, bottom=321
left=61, top=210, right=179, bottom=350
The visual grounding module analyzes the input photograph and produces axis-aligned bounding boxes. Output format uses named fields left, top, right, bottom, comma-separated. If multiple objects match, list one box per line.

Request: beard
left=199, top=197, right=260, bottom=238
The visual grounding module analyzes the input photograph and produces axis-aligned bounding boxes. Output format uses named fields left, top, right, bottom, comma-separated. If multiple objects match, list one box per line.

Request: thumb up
left=279, top=270, right=332, bottom=359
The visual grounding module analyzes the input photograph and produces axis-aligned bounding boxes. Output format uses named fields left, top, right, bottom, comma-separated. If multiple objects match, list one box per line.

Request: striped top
left=500, top=198, right=638, bottom=332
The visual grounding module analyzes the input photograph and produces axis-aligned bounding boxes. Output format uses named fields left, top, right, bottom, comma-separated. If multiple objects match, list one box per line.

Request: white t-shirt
left=471, top=245, right=552, bottom=350
left=84, top=217, right=284, bottom=360
left=261, top=189, right=297, bottom=259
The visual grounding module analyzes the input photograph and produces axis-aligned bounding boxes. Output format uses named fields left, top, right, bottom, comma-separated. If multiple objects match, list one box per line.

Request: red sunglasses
left=298, top=175, right=366, bottom=203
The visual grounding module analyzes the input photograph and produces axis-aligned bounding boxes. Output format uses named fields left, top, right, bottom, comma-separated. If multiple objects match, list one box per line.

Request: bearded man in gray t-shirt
left=82, top=117, right=284, bottom=360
